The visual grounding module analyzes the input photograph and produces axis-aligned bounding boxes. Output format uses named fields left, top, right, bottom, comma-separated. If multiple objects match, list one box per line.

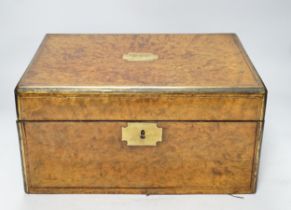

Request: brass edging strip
left=16, top=86, right=266, bottom=94
left=15, top=94, right=22, bottom=120
left=17, top=119, right=263, bottom=123
left=257, top=94, right=265, bottom=121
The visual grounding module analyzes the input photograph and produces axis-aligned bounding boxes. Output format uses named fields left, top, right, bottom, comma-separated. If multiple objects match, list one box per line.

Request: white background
left=0, top=0, right=290, bottom=209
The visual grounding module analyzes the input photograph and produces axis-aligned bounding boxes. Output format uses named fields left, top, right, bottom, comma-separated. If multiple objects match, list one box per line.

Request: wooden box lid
left=15, top=34, right=267, bottom=121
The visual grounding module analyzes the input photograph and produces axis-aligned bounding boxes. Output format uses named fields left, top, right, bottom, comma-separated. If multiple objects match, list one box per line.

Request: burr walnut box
left=15, top=34, right=267, bottom=194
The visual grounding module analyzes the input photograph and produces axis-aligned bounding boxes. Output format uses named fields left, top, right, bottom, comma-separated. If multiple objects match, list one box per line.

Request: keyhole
left=140, top=130, right=146, bottom=139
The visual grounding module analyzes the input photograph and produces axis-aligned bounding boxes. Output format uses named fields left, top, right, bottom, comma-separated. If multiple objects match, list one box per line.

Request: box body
left=15, top=34, right=267, bottom=194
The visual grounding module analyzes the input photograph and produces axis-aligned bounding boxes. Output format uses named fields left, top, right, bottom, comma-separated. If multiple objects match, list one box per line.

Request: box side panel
left=250, top=121, right=264, bottom=192
left=249, top=89, right=266, bottom=192
left=17, top=93, right=265, bottom=121
left=16, top=122, right=29, bottom=193
left=21, top=121, right=258, bottom=194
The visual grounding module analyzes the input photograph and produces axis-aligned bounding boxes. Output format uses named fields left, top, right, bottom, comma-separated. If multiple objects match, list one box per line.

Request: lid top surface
left=18, top=34, right=264, bottom=91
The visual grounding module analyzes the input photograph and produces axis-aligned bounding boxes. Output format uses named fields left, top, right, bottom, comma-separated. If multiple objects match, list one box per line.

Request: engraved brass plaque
left=122, top=123, right=162, bottom=146
left=122, top=52, right=159, bottom=62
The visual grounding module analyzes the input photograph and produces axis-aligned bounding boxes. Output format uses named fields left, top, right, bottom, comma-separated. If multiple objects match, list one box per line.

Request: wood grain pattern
left=15, top=34, right=267, bottom=194
left=19, top=121, right=260, bottom=194
left=17, top=93, right=265, bottom=121
left=17, top=34, right=263, bottom=88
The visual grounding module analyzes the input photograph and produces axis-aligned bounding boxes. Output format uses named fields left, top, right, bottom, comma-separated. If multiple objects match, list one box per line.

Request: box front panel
left=19, top=121, right=261, bottom=194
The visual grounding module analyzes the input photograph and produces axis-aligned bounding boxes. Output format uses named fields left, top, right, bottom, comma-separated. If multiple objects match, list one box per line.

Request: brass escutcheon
left=122, top=123, right=162, bottom=146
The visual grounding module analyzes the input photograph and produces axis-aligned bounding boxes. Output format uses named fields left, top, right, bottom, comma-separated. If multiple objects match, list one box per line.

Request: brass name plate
left=122, top=123, right=162, bottom=146
left=122, top=52, right=159, bottom=62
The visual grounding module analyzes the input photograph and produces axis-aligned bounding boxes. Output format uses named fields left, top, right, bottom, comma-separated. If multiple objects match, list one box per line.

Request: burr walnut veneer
left=15, top=34, right=267, bottom=194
